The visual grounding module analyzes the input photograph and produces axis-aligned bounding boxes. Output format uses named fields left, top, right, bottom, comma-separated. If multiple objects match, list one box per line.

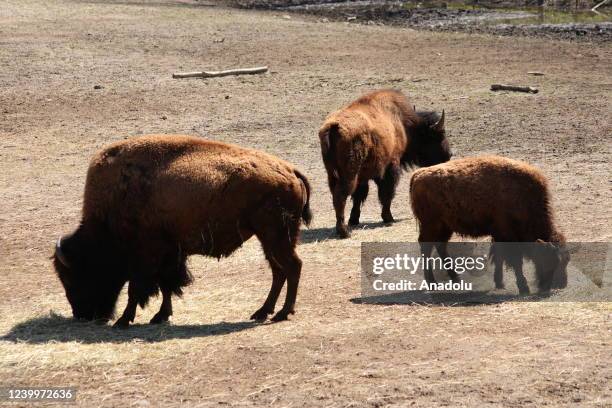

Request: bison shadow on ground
left=351, top=290, right=554, bottom=306
left=300, top=218, right=408, bottom=244
left=1, top=315, right=258, bottom=344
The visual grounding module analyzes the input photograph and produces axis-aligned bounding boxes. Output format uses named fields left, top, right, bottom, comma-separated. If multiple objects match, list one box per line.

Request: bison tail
left=319, top=123, right=340, bottom=167
left=294, top=169, right=313, bottom=226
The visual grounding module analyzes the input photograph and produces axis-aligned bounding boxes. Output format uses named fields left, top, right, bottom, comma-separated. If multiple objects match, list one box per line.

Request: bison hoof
left=424, top=271, right=437, bottom=284
left=348, top=217, right=360, bottom=226
left=271, top=309, right=294, bottom=322
left=113, top=317, right=131, bottom=329
left=94, top=318, right=110, bottom=325
left=382, top=214, right=395, bottom=224
left=250, top=307, right=273, bottom=322
left=336, top=225, right=350, bottom=239
left=150, top=313, right=170, bottom=324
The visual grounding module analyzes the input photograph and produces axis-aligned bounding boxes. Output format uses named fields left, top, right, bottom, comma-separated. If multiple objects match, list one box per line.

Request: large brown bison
left=319, top=89, right=451, bottom=238
left=410, top=156, right=570, bottom=294
left=53, top=135, right=312, bottom=327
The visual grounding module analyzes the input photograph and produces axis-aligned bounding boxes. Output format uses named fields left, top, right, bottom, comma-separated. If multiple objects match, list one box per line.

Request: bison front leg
left=150, top=288, right=173, bottom=324
left=375, top=164, right=401, bottom=224
left=114, top=282, right=138, bottom=329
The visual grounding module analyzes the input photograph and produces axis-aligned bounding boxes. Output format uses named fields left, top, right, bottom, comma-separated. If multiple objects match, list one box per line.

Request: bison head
left=54, top=229, right=125, bottom=322
left=403, top=110, right=452, bottom=168
left=550, top=242, right=570, bottom=289
left=533, top=239, right=570, bottom=292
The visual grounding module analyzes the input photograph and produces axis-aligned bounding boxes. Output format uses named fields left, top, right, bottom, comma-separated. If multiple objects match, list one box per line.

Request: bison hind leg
left=349, top=181, right=369, bottom=226
left=504, top=247, right=530, bottom=295
left=332, top=183, right=352, bottom=238
left=418, top=223, right=452, bottom=284
left=490, top=241, right=506, bottom=289
left=435, top=241, right=460, bottom=283
left=250, top=197, right=303, bottom=322
left=375, top=164, right=401, bottom=224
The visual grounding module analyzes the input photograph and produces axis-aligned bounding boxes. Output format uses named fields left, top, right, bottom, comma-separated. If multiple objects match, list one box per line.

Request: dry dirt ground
left=1, top=0, right=611, bottom=406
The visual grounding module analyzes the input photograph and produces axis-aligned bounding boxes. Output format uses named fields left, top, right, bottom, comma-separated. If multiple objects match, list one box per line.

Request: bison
left=319, top=89, right=451, bottom=238
left=53, top=134, right=312, bottom=327
left=409, top=156, right=570, bottom=294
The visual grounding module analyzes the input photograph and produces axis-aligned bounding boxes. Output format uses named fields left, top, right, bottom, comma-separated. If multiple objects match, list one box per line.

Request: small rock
left=161, top=115, right=167, bottom=120
left=282, top=15, right=291, bottom=20
left=347, top=16, right=357, bottom=21
left=93, top=85, right=103, bottom=90
left=225, top=95, right=230, bottom=99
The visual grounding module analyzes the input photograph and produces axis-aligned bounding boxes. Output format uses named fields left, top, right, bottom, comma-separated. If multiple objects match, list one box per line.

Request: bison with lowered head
left=410, top=156, right=570, bottom=294
left=319, top=89, right=451, bottom=238
left=54, top=135, right=312, bottom=327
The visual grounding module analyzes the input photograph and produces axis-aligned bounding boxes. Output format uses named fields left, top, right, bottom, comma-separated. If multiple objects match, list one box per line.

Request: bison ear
left=431, top=110, right=445, bottom=132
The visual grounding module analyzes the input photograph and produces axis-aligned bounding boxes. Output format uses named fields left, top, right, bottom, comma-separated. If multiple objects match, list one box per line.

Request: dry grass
left=0, top=0, right=611, bottom=406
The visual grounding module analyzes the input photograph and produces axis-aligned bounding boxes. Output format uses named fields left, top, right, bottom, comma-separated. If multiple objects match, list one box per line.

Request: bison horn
left=432, top=109, right=445, bottom=131
left=55, top=236, right=71, bottom=268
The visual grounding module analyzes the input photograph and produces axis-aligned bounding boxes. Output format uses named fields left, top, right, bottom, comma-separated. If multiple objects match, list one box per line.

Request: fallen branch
left=172, top=66, right=268, bottom=79
left=491, top=84, right=538, bottom=94
left=592, top=0, right=610, bottom=14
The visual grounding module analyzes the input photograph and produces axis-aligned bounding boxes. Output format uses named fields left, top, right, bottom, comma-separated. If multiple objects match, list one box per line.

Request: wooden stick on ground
left=172, top=66, right=268, bottom=79
left=592, top=0, right=610, bottom=14
left=491, top=84, right=539, bottom=94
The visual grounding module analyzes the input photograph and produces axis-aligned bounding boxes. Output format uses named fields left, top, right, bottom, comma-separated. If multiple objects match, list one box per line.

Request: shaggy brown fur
left=54, top=134, right=312, bottom=327
left=319, top=89, right=451, bottom=238
left=410, top=156, right=570, bottom=294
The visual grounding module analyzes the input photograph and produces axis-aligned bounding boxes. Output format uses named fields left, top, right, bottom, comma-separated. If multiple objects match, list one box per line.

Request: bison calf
left=54, top=135, right=312, bottom=327
left=319, top=89, right=451, bottom=238
left=410, top=156, right=569, bottom=294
